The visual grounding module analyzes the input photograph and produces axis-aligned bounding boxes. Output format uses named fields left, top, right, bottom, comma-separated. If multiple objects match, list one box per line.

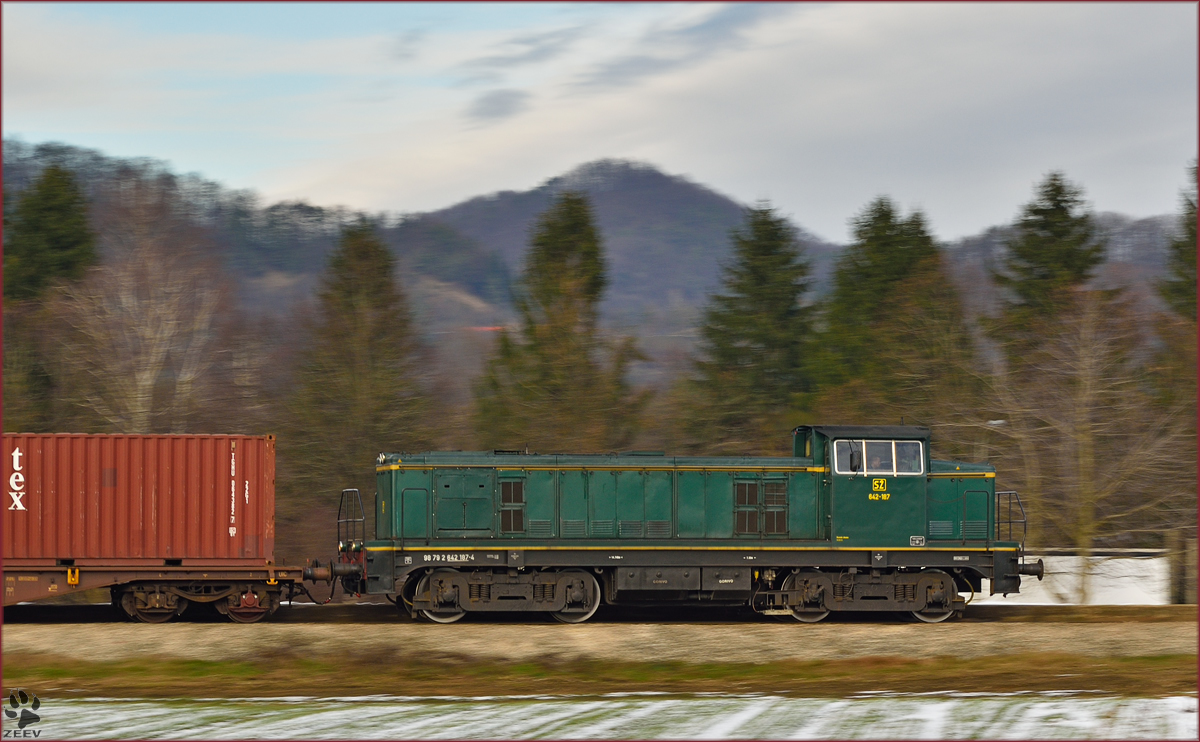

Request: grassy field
left=5, top=652, right=1196, bottom=699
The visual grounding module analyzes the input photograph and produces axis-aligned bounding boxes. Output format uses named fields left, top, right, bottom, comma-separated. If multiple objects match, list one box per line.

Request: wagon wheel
left=549, top=571, right=601, bottom=624
left=780, top=572, right=830, bottom=623
left=911, top=570, right=957, bottom=623
left=131, top=603, right=184, bottom=624
left=225, top=588, right=275, bottom=624
left=121, top=590, right=187, bottom=624
left=416, top=572, right=466, bottom=624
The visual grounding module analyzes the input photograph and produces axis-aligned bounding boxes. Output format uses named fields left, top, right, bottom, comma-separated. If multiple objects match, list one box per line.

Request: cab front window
left=865, top=441, right=892, bottom=474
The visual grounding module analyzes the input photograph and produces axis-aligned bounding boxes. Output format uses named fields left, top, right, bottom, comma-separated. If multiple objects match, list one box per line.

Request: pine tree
left=680, top=205, right=813, bottom=453
left=995, top=172, right=1105, bottom=322
left=811, top=198, right=939, bottom=390
left=1159, top=162, right=1197, bottom=321
left=280, top=223, right=430, bottom=509
left=3, top=164, right=96, bottom=301
left=474, top=192, right=644, bottom=451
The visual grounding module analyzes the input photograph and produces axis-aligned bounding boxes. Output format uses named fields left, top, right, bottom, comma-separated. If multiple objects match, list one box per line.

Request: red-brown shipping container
left=3, top=434, right=301, bottom=621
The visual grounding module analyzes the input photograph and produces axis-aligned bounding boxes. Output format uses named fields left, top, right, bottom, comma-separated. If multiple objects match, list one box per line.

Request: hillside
left=3, top=140, right=1183, bottom=394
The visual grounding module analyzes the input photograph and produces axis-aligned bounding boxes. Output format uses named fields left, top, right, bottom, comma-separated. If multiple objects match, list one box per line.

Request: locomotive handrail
left=995, top=490, right=1028, bottom=547
left=337, top=488, right=366, bottom=548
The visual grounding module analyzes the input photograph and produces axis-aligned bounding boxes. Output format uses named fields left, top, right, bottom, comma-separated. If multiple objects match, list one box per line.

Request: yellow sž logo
left=872, top=478, right=887, bottom=492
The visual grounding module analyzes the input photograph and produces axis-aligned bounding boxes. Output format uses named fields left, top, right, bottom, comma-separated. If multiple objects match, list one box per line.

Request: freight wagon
left=332, top=425, right=1043, bottom=623
left=3, top=434, right=302, bottom=622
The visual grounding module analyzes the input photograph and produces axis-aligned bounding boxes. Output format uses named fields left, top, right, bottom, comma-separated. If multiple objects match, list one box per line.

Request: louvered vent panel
left=528, top=520, right=553, bottom=538
left=929, top=520, right=954, bottom=538
left=646, top=520, right=672, bottom=539
left=619, top=521, right=644, bottom=538
left=591, top=520, right=616, bottom=537
left=560, top=520, right=586, bottom=539
left=963, top=520, right=988, bottom=540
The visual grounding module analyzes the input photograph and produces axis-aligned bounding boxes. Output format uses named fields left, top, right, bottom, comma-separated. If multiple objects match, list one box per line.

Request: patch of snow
left=975, top=556, right=1171, bottom=605
left=36, top=693, right=1198, bottom=740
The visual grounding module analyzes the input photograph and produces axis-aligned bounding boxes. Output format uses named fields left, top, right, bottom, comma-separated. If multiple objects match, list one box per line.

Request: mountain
left=425, top=159, right=840, bottom=326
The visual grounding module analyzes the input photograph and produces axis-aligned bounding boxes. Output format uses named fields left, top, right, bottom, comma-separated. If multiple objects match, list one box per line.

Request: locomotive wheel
left=416, top=573, right=466, bottom=624
left=910, top=607, right=956, bottom=623
left=549, top=571, right=601, bottom=624
left=911, top=570, right=957, bottom=623
left=782, top=572, right=829, bottom=623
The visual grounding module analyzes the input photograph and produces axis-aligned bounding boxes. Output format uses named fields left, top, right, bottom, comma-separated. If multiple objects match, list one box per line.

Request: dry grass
left=5, top=652, right=1195, bottom=699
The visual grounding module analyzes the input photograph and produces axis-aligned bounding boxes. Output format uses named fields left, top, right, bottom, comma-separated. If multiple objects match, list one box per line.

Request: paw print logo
left=4, top=689, right=41, bottom=729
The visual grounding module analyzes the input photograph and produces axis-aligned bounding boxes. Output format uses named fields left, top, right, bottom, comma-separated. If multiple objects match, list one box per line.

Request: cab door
left=830, top=439, right=927, bottom=548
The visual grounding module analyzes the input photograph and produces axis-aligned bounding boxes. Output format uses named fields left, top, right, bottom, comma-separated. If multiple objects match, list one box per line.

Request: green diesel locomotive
left=324, top=425, right=1043, bottom=623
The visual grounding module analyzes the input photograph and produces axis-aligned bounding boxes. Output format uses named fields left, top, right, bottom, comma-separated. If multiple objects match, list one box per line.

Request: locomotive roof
left=798, top=425, right=931, bottom=440
left=377, top=451, right=817, bottom=467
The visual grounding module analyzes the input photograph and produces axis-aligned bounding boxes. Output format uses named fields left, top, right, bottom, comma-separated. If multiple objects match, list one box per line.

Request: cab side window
left=834, top=440, right=862, bottom=474
left=895, top=441, right=922, bottom=474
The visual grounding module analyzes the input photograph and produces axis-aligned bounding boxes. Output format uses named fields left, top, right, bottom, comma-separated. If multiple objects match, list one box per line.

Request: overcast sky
left=3, top=2, right=1196, bottom=243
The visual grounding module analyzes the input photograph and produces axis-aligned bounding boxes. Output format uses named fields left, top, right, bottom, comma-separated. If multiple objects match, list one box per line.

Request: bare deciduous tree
left=967, top=289, right=1193, bottom=602
left=50, top=174, right=229, bottom=433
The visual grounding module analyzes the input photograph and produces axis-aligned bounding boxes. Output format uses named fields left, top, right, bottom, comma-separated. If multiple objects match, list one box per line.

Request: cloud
left=575, top=3, right=794, bottom=89
left=466, top=26, right=583, bottom=69
left=466, top=89, right=532, bottom=122
left=391, top=30, right=425, bottom=62
left=4, top=2, right=1194, bottom=244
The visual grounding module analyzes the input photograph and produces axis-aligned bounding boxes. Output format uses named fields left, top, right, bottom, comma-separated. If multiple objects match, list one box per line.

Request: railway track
left=4, top=600, right=1194, bottom=624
